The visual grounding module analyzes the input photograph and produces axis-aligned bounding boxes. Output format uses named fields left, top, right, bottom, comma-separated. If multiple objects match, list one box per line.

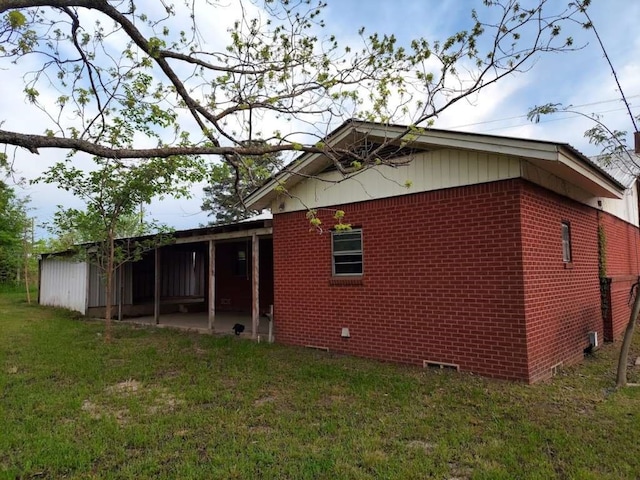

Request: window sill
left=329, top=276, right=364, bottom=286
left=564, top=262, right=574, bottom=270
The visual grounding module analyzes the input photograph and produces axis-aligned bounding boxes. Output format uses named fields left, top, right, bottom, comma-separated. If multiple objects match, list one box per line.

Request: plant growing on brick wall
left=529, top=0, right=640, bottom=388
left=598, top=224, right=607, bottom=279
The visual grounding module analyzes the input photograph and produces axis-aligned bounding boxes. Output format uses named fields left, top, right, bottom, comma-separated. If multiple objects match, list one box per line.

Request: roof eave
left=556, top=146, right=625, bottom=198
left=245, top=121, right=627, bottom=210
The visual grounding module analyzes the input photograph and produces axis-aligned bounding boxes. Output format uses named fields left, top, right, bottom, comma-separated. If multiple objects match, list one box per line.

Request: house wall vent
left=423, top=360, right=459, bottom=371
left=550, top=362, right=563, bottom=376
left=305, top=345, right=329, bottom=352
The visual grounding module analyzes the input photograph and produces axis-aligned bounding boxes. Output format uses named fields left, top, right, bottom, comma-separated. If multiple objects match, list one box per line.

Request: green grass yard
left=2, top=288, right=640, bottom=479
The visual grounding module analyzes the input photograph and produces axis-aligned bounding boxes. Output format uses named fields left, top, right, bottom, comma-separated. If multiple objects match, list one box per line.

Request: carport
left=76, top=219, right=274, bottom=339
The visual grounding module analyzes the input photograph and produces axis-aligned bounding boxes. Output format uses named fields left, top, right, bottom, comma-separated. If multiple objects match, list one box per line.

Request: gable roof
left=245, top=120, right=626, bottom=210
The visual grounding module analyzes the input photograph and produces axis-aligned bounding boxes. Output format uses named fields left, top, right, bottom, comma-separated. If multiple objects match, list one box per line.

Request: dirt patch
left=254, top=395, right=277, bottom=406
left=447, top=461, right=471, bottom=480
left=148, top=391, right=184, bottom=414
left=81, top=400, right=102, bottom=419
left=248, top=424, right=275, bottom=435
left=105, top=379, right=141, bottom=396
left=318, top=394, right=350, bottom=407
left=406, top=440, right=436, bottom=452
left=82, top=380, right=183, bottom=423
left=81, top=399, right=128, bottom=425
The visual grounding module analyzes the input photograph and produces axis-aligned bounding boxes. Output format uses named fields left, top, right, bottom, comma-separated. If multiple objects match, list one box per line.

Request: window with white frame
left=332, top=229, right=363, bottom=276
left=561, top=221, right=572, bottom=263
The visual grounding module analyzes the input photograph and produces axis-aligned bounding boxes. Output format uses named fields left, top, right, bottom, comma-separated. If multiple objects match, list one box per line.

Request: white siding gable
left=271, top=146, right=637, bottom=227
left=273, top=148, right=521, bottom=213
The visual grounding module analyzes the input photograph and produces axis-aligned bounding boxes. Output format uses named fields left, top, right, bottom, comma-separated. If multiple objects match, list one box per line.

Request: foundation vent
left=305, top=345, right=329, bottom=352
left=550, top=362, right=563, bottom=376
left=423, top=360, right=460, bottom=371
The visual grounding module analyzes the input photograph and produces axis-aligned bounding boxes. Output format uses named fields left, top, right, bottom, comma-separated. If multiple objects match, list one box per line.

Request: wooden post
left=208, top=240, right=215, bottom=331
left=251, top=233, right=259, bottom=340
left=118, top=264, right=124, bottom=321
left=154, top=247, right=161, bottom=325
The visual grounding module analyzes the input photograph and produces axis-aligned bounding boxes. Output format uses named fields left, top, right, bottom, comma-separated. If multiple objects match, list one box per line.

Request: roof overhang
left=245, top=121, right=626, bottom=210
left=528, top=147, right=625, bottom=199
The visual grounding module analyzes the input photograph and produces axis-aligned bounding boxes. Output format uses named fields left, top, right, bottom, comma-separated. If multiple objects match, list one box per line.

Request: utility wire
left=442, top=94, right=640, bottom=130
left=477, top=106, right=639, bottom=134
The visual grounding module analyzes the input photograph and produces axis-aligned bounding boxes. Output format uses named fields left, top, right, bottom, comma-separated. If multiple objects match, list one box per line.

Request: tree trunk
left=23, top=226, right=30, bottom=304
left=616, top=278, right=640, bottom=388
left=24, top=256, right=30, bottom=304
left=104, top=235, right=115, bottom=343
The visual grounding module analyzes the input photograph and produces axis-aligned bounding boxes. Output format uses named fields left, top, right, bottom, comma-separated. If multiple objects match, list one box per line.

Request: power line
left=442, top=94, right=640, bottom=130
left=476, top=106, right=639, bottom=134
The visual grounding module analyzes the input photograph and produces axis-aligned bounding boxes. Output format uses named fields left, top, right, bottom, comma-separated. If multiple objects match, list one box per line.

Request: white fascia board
left=556, top=149, right=624, bottom=198
left=354, top=125, right=559, bottom=160
left=359, top=125, right=624, bottom=198
left=246, top=122, right=625, bottom=209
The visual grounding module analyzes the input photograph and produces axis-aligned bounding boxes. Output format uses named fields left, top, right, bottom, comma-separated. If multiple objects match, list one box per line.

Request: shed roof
left=41, top=218, right=273, bottom=257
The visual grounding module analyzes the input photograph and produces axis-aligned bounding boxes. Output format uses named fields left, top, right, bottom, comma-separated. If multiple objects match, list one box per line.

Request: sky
left=2, top=0, right=639, bottom=238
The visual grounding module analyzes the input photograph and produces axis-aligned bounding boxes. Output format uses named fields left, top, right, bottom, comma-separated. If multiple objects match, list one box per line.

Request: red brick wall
left=272, top=178, right=640, bottom=383
left=519, top=182, right=602, bottom=383
left=273, top=179, right=530, bottom=381
left=599, top=211, right=640, bottom=340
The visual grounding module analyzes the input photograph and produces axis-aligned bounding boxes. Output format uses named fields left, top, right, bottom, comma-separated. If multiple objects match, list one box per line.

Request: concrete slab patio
left=121, top=312, right=272, bottom=339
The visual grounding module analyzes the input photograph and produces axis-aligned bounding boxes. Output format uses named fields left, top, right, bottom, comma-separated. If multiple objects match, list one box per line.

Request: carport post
left=118, top=265, right=124, bottom=321
left=208, top=240, right=215, bottom=331
left=154, top=247, right=161, bottom=325
left=251, top=233, right=259, bottom=340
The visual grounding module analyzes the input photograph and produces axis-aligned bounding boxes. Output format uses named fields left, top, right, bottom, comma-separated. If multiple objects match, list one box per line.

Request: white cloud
left=2, top=0, right=639, bottom=237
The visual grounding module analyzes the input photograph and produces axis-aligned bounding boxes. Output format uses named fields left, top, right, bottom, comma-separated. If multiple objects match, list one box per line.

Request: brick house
left=246, top=120, right=640, bottom=383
